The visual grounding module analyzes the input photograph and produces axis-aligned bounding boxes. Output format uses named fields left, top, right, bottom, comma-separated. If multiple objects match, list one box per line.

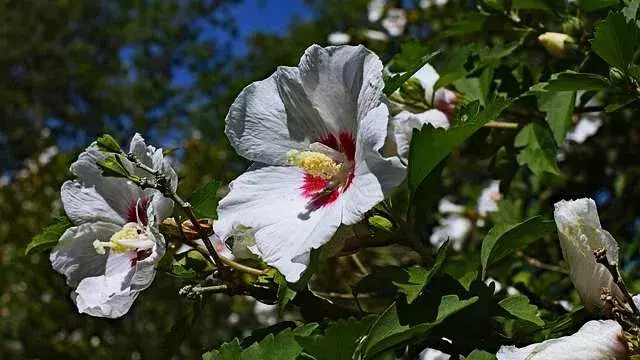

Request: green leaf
left=538, top=91, right=576, bottom=144
left=408, top=97, right=511, bottom=193
left=511, top=0, right=552, bottom=11
left=355, top=241, right=449, bottom=303
left=481, top=216, right=556, bottom=278
left=361, top=295, right=478, bottom=359
left=466, top=350, right=497, bottom=360
left=296, top=317, right=375, bottom=360
left=439, top=12, right=487, bottom=38
left=96, top=155, right=131, bottom=178
left=189, top=180, right=221, bottom=219
left=623, top=0, right=640, bottom=21
left=160, top=300, right=204, bottom=360
left=274, top=272, right=297, bottom=316
left=498, top=295, right=545, bottom=327
left=96, top=134, right=123, bottom=153
left=384, top=48, right=440, bottom=95
left=514, top=123, right=561, bottom=177
left=168, top=263, right=198, bottom=279
left=591, top=12, right=640, bottom=71
left=543, top=71, right=611, bottom=91
left=25, top=216, right=72, bottom=255
left=203, top=324, right=318, bottom=360
left=581, top=0, right=620, bottom=12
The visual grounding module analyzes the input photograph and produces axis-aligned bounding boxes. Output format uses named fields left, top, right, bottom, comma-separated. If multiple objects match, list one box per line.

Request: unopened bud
left=399, top=77, right=426, bottom=104
left=368, top=215, right=393, bottom=232
left=538, top=32, right=575, bottom=58
left=562, top=17, right=583, bottom=36
left=609, top=67, right=626, bottom=84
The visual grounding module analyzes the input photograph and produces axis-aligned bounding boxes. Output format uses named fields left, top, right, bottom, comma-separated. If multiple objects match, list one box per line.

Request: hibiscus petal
left=553, top=198, right=625, bottom=312
left=299, top=45, right=384, bottom=134
left=496, top=320, right=628, bottom=360
left=129, top=133, right=178, bottom=191
left=215, top=166, right=342, bottom=282
left=413, top=63, right=440, bottom=104
left=342, top=104, right=406, bottom=225
left=50, top=222, right=121, bottom=287
left=61, top=180, right=125, bottom=225
left=225, top=67, right=321, bottom=165
left=391, top=109, right=449, bottom=163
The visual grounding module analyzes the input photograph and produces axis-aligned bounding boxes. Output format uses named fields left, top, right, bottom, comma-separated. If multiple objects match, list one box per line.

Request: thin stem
left=179, top=284, right=229, bottom=298
left=594, top=247, right=640, bottom=318
left=126, top=152, right=228, bottom=277
left=484, top=121, right=519, bottom=130
left=350, top=254, right=368, bottom=276
left=517, top=251, right=568, bottom=274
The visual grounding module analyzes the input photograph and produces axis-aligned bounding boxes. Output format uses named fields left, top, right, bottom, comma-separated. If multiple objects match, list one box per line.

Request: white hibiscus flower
left=215, top=45, right=406, bottom=282
left=389, top=64, right=459, bottom=162
left=477, top=180, right=502, bottom=217
left=430, top=198, right=472, bottom=251
left=368, top=0, right=386, bottom=22
left=553, top=198, right=625, bottom=312
left=50, top=134, right=177, bottom=318
left=419, top=348, right=450, bottom=360
left=381, top=8, right=407, bottom=37
left=496, top=320, right=629, bottom=360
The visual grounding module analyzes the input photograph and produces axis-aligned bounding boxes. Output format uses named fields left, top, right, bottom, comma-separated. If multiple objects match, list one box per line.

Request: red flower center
left=301, top=131, right=356, bottom=210
left=126, top=197, right=150, bottom=225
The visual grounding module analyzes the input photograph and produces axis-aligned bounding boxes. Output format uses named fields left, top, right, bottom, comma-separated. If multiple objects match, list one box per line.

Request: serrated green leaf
left=538, top=90, right=576, bottom=144
left=296, top=317, right=375, bottom=360
left=481, top=216, right=557, bottom=278
left=408, top=97, right=511, bottom=193
left=543, top=72, right=610, bottom=91
left=384, top=49, right=440, bottom=96
left=96, top=155, right=131, bottom=178
left=466, top=350, right=497, bottom=360
left=189, top=180, right=221, bottom=219
left=514, top=123, right=561, bottom=177
left=498, top=295, right=545, bottom=327
left=591, top=12, right=640, bottom=71
left=203, top=323, right=318, bottom=360
left=581, top=0, right=620, bottom=12
left=361, top=295, right=478, bottom=359
left=25, top=216, right=72, bottom=255
left=96, top=134, right=123, bottom=153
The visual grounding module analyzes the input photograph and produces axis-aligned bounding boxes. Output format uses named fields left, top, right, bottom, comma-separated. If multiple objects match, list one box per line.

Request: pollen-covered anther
left=93, top=223, right=154, bottom=255
left=287, top=150, right=342, bottom=179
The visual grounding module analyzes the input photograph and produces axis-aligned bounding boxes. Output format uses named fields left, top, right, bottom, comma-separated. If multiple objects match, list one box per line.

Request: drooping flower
left=50, top=134, right=177, bottom=318
left=215, top=45, right=406, bottom=282
left=389, top=64, right=459, bottom=162
left=381, top=8, right=407, bottom=37
left=496, top=320, right=629, bottom=360
left=553, top=198, right=625, bottom=312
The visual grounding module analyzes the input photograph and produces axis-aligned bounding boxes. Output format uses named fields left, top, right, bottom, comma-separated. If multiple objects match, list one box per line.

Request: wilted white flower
left=327, top=31, right=351, bottom=45
left=381, top=8, right=407, bottom=37
left=477, top=180, right=502, bottom=217
left=368, top=0, right=386, bottom=22
left=215, top=45, right=405, bottom=282
left=496, top=320, right=629, bottom=359
left=50, top=134, right=177, bottom=318
left=553, top=198, right=625, bottom=312
left=419, top=348, right=450, bottom=360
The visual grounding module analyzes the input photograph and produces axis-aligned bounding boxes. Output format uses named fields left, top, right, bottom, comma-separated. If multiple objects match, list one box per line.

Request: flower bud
left=538, top=32, right=575, bottom=57
left=562, top=17, right=583, bottom=36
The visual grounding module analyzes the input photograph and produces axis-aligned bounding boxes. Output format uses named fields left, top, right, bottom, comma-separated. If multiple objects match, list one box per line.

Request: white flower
left=553, top=198, right=625, bottom=312
left=368, top=0, right=386, bottom=22
left=50, top=134, right=177, bottom=318
left=566, top=114, right=602, bottom=143
left=496, top=320, right=629, bottom=360
left=381, top=8, right=407, bottom=37
left=419, top=348, right=450, bottom=360
left=430, top=198, right=472, bottom=251
left=254, top=301, right=278, bottom=326
left=477, top=180, right=502, bottom=217
left=420, top=0, right=449, bottom=8
left=327, top=31, right=351, bottom=45
left=389, top=64, right=459, bottom=162
left=215, top=45, right=406, bottom=282
left=362, top=29, right=389, bottom=42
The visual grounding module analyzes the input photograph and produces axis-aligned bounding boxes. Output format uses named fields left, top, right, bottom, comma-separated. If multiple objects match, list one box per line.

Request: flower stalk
left=593, top=247, right=640, bottom=321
